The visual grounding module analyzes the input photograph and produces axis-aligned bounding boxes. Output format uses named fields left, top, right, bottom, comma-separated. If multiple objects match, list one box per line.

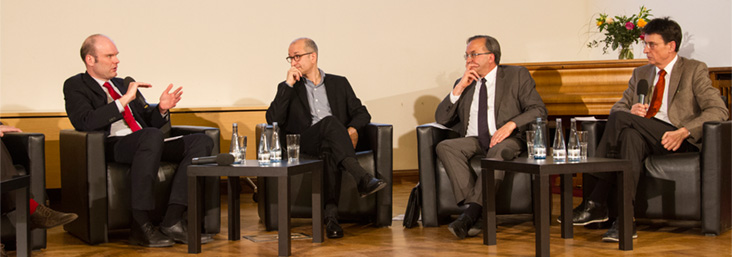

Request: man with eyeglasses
left=567, top=17, right=728, bottom=242
left=435, top=35, right=547, bottom=239
left=266, top=37, right=386, bottom=239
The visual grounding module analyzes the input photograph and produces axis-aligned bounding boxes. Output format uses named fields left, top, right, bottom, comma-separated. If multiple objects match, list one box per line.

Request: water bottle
left=552, top=118, right=566, bottom=161
left=257, top=124, right=270, bottom=165
left=230, top=123, right=242, bottom=163
left=270, top=122, right=282, bottom=163
left=567, top=118, right=581, bottom=161
left=533, top=117, right=547, bottom=159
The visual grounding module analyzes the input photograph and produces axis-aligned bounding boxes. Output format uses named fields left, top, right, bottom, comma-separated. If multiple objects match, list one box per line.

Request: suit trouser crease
left=435, top=136, right=523, bottom=205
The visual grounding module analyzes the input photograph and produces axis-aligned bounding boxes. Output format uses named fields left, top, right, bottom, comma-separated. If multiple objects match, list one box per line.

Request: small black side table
left=187, top=159, right=323, bottom=257
left=482, top=157, right=633, bottom=257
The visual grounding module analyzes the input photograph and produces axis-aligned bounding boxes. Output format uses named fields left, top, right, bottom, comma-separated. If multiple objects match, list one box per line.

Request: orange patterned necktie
left=102, top=82, right=142, bottom=132
left=645, top=69, right=666, bottom=118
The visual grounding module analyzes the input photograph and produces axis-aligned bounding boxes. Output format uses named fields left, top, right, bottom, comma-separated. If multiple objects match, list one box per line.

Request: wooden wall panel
left=1, top=107, right=266, bottom=189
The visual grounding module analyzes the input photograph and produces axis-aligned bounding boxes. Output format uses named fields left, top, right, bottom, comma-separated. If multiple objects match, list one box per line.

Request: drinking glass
left=526, top=130, right=536, bottom=159
left=577, top=131, right=589, bottom=159
left=286, top=134, right=300, bottom=163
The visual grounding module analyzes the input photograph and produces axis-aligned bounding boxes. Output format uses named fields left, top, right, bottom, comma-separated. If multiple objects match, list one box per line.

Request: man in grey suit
left=435, top=35, right=547, bottom=239
left=569, top=17, right=729, bottom=242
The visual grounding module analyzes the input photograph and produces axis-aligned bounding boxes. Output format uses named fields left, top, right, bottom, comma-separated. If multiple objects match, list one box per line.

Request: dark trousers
left=299, top=116, right=360, bottom=218
left=590, top=111, right=697, bottom=209
left=106, top=128, right=213, bottom=211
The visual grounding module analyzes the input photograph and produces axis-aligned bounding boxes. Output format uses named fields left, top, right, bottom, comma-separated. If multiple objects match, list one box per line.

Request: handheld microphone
left=123, top=76, right=149, bottom=109
left=636, top=79, right=649, bottom=104
left=192, top=153, right=236, bottom=166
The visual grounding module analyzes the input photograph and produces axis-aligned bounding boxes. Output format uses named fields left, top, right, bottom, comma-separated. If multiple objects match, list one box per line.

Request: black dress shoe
left=357, top=177, right=387, bottom=198
left=557, top=200, right=609, bottom=226
left=325, top=218, right=344, bottom=239
left=160, top=220, right=214, bottom=244
left=601, top=220, right=637, bottom=242
left=448, top=213, right=475, bottom=239
left=129, top=222, right=174, bottom=247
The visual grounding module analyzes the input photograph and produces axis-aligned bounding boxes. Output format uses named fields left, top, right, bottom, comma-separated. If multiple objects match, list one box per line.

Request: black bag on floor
left=403, top=183, right=421, bottom=228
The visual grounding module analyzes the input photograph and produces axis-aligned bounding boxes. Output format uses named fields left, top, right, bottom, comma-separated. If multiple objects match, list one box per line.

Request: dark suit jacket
left=435, top=65, right=547, bottom=139
left=63, top=72, right=168, bottom=135
left=266, top=73, right=371, bottom=134
left=611, top=56, right=729, bottom=148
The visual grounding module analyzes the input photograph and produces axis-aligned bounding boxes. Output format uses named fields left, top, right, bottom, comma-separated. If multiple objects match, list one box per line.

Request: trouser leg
left=108, top=128, right=165, bottom=211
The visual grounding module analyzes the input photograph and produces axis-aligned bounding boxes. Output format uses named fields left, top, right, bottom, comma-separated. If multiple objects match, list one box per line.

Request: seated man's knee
left=189, top=134, right=214, bottom=154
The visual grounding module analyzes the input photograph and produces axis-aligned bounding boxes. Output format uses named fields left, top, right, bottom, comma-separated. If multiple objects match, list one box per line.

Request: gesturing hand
left=159, top=84, right=182, bottom=114
left=119, top=82, right=151, bottom=106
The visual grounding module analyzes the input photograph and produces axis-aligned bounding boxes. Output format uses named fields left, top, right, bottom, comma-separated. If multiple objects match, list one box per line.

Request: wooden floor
left=9, top=179, right=732, bottom=256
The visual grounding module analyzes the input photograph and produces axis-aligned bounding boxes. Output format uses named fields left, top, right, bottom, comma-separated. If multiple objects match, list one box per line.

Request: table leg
left=15, top=185, right=30, bottom=257
left=618, top=168, right=633, bottom=250
left=227, top=176, right=241, bottom=240
left=560, top=173, right=573, bottom=238
left=482, top=167, right=496, bottom=245
left=534, top=174, right=550, bottom=257
left=311, top=162, right=323, bottom=243
left=278, top=176, right=291, bottom=256
left=187, top=176, right=202, bottom=254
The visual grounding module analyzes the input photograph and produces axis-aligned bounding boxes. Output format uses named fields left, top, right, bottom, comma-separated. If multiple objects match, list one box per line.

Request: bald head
left=80, top=34, right=108, bottom=62
left=291, top=37, right=318, bottom=55
left=81, top=34, right=120, bottom=80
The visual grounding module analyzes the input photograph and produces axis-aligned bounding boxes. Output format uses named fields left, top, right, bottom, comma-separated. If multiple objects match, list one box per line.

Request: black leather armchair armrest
left=361, top=123, right=393, bottom=227
left=416, top=123, right=459, bottom=227
left=700, top=120, right=732, bottom=235
left=2, top=132, right=46, bottom=203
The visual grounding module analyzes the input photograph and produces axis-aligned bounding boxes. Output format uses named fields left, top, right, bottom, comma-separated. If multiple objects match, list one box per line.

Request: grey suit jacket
left=435, top=65, right=548, bottom=140
left=611, top=56, right=729, bottom=148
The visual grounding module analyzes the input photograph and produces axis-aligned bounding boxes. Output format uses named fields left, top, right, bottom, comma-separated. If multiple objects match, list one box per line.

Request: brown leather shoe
left=30, top=205, right=78, bottom=229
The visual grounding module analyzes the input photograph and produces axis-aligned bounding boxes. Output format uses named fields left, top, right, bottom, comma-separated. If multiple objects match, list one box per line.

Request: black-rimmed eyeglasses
left=286, top=52, right=313, bottom=63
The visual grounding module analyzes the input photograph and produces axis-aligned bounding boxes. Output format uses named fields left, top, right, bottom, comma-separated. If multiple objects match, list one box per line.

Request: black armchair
left=256, top=123, right=393, bottom=230
left=582, top=120, right=731, bottom=236
left=1, top=132, right=46, bottom=250
left=59, top=126, right=222, bottom=244
left=416, top=123, right=534, bottom=227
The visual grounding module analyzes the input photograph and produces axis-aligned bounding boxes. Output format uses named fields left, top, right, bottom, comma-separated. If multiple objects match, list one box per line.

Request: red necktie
left=645, top=69, right=666, bottom=118
left=478, top=78, right=490, bottom=150
left=102, top=82, right=142, bottom=132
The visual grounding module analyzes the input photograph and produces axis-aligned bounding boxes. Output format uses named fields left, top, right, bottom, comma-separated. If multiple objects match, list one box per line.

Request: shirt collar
left=305, top=68, right=326, bottom=87
left=482, top=67, right=497, bottom=84
left=657, top=54, right=678, bottom=75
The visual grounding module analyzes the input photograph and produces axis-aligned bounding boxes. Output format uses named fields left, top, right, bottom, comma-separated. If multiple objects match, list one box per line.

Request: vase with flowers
left=588, top=6, right=652, bottom=60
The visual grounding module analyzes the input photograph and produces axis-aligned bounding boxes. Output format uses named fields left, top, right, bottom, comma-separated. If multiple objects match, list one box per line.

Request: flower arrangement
left=587, top=6, right=653, bottom=59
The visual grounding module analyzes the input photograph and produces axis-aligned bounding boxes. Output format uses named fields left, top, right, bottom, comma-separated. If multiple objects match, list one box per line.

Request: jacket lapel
left=494, top=67, right=505, bottom=118
left=82, top=72, right=107, bottom=101
left=667, top=57, right=684, bottom=104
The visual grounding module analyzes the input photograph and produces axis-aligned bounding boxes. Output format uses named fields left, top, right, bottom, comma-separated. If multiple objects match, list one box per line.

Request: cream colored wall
left=1, top=1, right=730, bottom=171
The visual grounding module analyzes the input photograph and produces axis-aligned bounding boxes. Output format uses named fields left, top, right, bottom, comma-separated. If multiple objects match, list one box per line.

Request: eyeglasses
left=286, top=52, right=313, bottom=63
left=464, top=52, right=492, bottom=60
left=642, top=41, right=663, bottom=50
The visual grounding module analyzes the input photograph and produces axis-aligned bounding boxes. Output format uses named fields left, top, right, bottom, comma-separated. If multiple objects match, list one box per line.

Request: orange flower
left=638, top=19, right=647, bottom=28
left=597, top=21, right=603, bottom=26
